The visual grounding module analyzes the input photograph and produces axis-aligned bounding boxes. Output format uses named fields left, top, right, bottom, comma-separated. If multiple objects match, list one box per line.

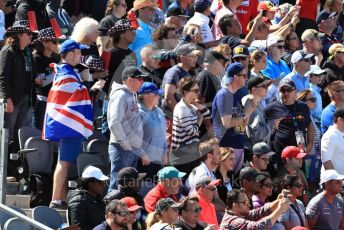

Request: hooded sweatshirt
left=107, top=82, right=143, bottom=149
left=15, top=0, right=50, bottom=30
left=46, top=0, right=73, bottom=35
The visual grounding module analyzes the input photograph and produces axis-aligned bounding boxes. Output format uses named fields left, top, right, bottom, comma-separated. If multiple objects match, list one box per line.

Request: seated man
left=248, top=142, right=276, bottom=173
left=144, top=166, right=186, bottom=212
left=219, top=189, right=289, bottom=229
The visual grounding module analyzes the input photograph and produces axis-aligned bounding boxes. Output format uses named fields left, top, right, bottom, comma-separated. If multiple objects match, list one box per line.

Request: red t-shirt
left=298, top=0, right=319, bottom=20
left=144, top=183, right=177, bottom=213
left=236, top=0, right=259, bottom=35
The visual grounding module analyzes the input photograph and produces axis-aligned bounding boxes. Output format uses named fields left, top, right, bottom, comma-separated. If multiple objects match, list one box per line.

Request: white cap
left=305, top=65, right=327, bottom=77
left=320, top=169, right=344, bottom=185
left=266, top=35, right=284, bottom=47
left=250, top=40, right=267, bottom=51
left=82, top=166, right=109, bottom=181
left=290, top=50, right=314, bottom=63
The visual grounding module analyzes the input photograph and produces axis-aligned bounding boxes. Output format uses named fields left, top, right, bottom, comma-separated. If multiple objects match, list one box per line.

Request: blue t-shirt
left=321, top=103, right=336, bottom=134
left=212, top=87, right=245, bottom=149
left=261, top=54, right=291, bottom=80
left=284, top=71, right=310, bottom=93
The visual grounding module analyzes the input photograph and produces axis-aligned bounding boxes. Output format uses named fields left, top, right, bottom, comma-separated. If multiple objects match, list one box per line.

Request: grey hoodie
left=107, top=82, right=143, bottom=150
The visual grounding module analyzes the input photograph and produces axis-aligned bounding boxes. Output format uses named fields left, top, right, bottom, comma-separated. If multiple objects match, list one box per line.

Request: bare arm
left=96, top=36, right=110, bottom=56
left=306, top=122, right=314, bottom=153
left=221, top=115, right=244, bottom=129
left=241, top=14, right=263, bottom=46
left=165, top=84, right=177, bottom=112
left=323, top=160, right=335, bottom=170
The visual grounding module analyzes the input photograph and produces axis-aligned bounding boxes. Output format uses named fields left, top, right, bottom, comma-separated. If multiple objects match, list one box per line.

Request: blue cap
left=226, top=62, right=245, bottom=78
left=137, top=82, right=164, bottom=95
left=157, top=166, right=186, bottom=180
left=59, top=39, right=88, bottom=54
left=194, top=0, right=211, bottom=12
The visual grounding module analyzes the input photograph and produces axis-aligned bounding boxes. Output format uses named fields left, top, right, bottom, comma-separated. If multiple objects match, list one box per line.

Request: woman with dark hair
left=0, top=20, right=34, bottom=141
left=278, top=173, right=309, bottom=229
left=252, top=172, right=273, bottom=209
left=170, top=77, right=211, bottom=175
left=282, top=31, right=300, bottom=69
left=67, top=166, right=108, bottom=230
left=32, top=27, right=60, bottom=130
left=152, top=24, right=178, bottom=50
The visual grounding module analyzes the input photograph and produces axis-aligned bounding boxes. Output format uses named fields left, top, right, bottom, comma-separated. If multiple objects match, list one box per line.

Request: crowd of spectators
left=0, top=0, right=344, bottom=229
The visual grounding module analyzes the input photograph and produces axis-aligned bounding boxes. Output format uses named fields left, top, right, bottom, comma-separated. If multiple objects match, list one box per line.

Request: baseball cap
left=226, top=62, right=245, bottom=78
left=156, top=198, right=181, bottom=213
left=137, top=82, right=164, bottom=95
left=316, top=10, right=337, bottom=25
left=279, top=79, right=296, bottom=90
left=266, top=35, right=284, bottom=47
left=305, top=65, right=327, bottom=77
left=157, top=166, right=186, bottom=180
left=117, top=167, right=146, bottom=184
left=204, top=51, right=228, bottom=63
left=233, top=45, right=249, bottom=58
left=59, top=39, right=87, bottom=54
left=239, top=167, right=259, bottom=182
left=290, top=50, right=314, bottom=64
left=194, top=176, right=222, bottom=188
left=281, top=146, right=307, bottom=159
left=82, top=166, right=109, bottom=181
left=252, top=142, right=276, bottom=157
left=247, top=76, right=272, bottom=90
left=264, top=102, right=288, bottom=120
left=176, top=43, right=201, bottom=56
left=258, top=1, right=278, bottom=12
left=194, top=0, right=211, bottom=12
left=329, top=43, right=344, bottom=56
left=166, top=7, right=188, bottom=17
left=301, top=29, right=325, bottom=42
left=320, top=169, right=344, bottom=185
left=120, top=197, right=143, bottom=211
left=122, top=66, right=149, bottom=80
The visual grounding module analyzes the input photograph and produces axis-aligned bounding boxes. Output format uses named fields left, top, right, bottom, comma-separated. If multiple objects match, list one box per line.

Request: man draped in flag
left=43, top=39, right=93, bottom=209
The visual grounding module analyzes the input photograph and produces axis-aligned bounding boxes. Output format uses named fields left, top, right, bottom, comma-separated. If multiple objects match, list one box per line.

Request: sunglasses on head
left=112, top=211, right=129, bottom=217
left=305, top=97, right=316, bottom=103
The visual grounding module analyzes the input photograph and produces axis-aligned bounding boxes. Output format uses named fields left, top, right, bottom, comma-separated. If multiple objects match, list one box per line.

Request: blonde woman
left=146, top=198, right=180, bottom=230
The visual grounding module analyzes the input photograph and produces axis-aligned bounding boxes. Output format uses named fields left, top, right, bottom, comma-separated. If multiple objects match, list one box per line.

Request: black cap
left=334, top=108, right=344, bottom=120
left=239, top=167, right=259, bottom=182
left=166, top=7, right=188, bottom=17
left=278, top=79, right=296, bottom=90
left=204, top=51, right=228, bottom=63
left=264, top=102, right=288, bottom=120
left=247, top=76, right=271, bottom=90
left=316, top=10, right=337, bottom=25
left=156, top=198, right=181, bottom=213
left=122, top=66, right=149, bottom=80
left=117, top=167, right=146, bottom=185
left=252, top=142, right=276, bottom=156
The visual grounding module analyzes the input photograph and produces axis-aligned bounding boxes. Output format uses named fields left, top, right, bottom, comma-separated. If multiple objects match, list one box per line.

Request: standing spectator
left=46, top=0, right=73, bottom=36
left=93, top=199, right=130, bottom=230
left=278, top=173, right=309, bottom=229
left=294, top=0, right=319, bottom=37
left=252, top=172, right=273, bottom=209
left=306, top=169, right=344, bottom=229
left=67, top=166, right=108, bottom=230
left=15, top=0, right=50, bottom=30
left=32, top=27, right=60, bottom=130
left=220, top=189, right=289, bottom=230
left=236, top=0, right=259, bottom=36
left=212, top=63, right=256, bottom=173
left=321, top=80, right=344, bottom=134
left=322, top=43, right=344, bottom=86
left=43, top=40, right=93, bottom=209
left=140, top=45, right=163, bottom=88
left=282, top=31, right=300, bottom=69
left=166, top=0, right=192, bottom=16
left=267, top=79, right=314, bottom=170
left=0, top=20, right=34, bottom=141
left=321, top=108, right=344, bottom=175
left=0, top=0, right=6, bottom=47
left=296, top=90, right=322, bottom=190
left=129, top=0, right=158, bottom=65
left=107, top=66, right=147, bottom=191
left=137, top=82, right=167, bottom=186
left=144, top=166, right=185, bottom=213
left=249, top=143, right=276, bottom=173
left=170, top=78, right=211, bottom=174
left=284, top=50, right=314, bottom=93
left=146, top=198, right=181, bottom=230
left=215, top=147, right=235, bottom=204
left=185, top=0, right=213, bottom=43
left=164, top=7, right=187, bottom=36
left=97, top=0, right=128, bottom=55
left=301, top=29, right=324, bottom=67
left=193, top=176, right=221, bottom=229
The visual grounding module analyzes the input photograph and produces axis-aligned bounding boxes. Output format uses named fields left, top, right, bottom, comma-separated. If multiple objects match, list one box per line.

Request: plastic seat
left=77, top=153, right=106, bottom=176
left=32, top=206, right=63, bottom=229
left=86, top=139, right=110, bottom=174
left=3, top=218, right=33, bottom=230
left=0, top=207, right=27, bottom=229
left=18, top=126, right=41, bottom=150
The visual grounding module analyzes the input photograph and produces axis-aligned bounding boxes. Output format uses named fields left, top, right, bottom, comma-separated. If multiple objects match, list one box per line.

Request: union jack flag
left=43, top=63, right=93, bottom=141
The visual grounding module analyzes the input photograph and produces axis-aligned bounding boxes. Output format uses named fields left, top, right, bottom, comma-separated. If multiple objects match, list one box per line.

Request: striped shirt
left=172, top=98, right=211, bottom=149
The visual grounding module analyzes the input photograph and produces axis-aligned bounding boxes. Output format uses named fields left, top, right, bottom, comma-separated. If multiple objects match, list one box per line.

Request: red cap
left=258, top=1, right=278, bottom=12
left=120, top=197, right=143, bottom=211
left=281, top=146, right=307, bottom=159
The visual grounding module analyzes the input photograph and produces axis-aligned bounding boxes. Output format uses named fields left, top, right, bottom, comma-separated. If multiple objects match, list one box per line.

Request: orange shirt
left=195, top=193, right=218, bottom=229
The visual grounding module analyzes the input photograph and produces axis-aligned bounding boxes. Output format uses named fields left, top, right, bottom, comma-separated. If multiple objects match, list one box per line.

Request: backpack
left=29, top=172, right=52, bottom=208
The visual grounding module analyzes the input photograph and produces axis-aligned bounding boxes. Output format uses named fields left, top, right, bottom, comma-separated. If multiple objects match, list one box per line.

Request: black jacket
left=322, top=60, right=344, bottom=85
left=0, top=45, right=35, bottom=105
left=67, top=189, right=105, bottom=230
left=15, top=0, right=50, bottom=30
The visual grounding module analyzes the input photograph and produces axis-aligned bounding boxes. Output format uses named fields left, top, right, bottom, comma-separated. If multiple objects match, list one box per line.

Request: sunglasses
left=51, top=40, right=58, bottom=44
left=112, top=211, right=129, bottom=217
left=336, top=89, right=344, bottom=93
left=256, top=84, right=270, bottom=89
left=234, top=57, right=247, bottom=61
left=171, top=207, right=180, bottom=212
left=258, top=156, right=271, bottom=161
left=280, top=88, right=295, bottom=93
left=305, top=97, right=316, bottom=103
left=292, top=183, right=303, bottom=188
left=262, top=183, right=273, bottom=188
left=185, top=207, right=202, bottom=214
left=204, top=186, right=217, bottom=191
left=272, top=45, right=285, bottom=50
left=236, top=200, right=249, bottom=206
left=236, top=73, right=247, bottom=78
